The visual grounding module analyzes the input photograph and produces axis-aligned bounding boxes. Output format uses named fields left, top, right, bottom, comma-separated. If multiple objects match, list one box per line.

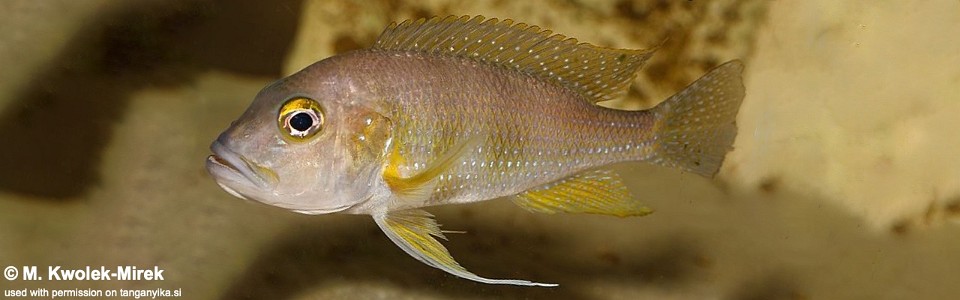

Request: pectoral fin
left=374, top=209, right=557, bottom=287
left=513, top=169, right=652, bottom=217
left=382, top=137, right=482, bottom=201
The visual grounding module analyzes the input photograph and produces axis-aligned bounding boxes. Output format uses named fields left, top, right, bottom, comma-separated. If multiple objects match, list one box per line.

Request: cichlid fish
left=206, top=15, right=744, bottom=286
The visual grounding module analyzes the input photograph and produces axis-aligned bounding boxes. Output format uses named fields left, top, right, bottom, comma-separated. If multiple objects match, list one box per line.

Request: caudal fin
left=650, top=60, right=745, bottom=177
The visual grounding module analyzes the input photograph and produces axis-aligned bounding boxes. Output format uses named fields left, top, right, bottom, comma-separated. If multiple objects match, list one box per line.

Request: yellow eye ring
left=278, top=97, right=324, bottom=141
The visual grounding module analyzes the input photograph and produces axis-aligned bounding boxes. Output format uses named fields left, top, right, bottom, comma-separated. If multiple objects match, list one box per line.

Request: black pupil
left=289, top=112, right=314, bottom=132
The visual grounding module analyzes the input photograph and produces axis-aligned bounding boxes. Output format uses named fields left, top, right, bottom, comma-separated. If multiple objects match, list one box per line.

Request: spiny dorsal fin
left=373, top=15, right=657, bottom=103
left=374, top=209, right=557, bottom=287
left=513, top=169, right=652, bottom=218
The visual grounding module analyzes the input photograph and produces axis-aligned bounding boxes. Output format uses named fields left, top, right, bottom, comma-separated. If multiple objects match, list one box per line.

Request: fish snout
left=207, top=140, right=279, bottom=191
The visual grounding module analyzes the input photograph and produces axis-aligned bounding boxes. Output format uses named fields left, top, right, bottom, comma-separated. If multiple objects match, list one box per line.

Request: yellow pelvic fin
left=373, top=15, right=657, bottom=103
left=374, top=209, right=557, bottom=287
left=514, top=169, right=652, bottom=218
left=382, top=136, right=481, bottom=201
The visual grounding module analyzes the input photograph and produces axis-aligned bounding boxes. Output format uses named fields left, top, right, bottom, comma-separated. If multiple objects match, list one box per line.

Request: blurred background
left=1, top=0, right=958, bottom=299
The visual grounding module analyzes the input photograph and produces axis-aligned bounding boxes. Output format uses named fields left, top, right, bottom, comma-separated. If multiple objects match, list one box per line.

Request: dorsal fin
left=373, top=15, right=657, bottom=103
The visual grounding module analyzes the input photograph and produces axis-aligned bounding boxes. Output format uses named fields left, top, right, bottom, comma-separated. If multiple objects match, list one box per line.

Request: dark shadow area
left=0, top=0, right=303, bottom=198
left=222, top=216, right=706, bottom=299
left=726, top=271, right=805, bottom=300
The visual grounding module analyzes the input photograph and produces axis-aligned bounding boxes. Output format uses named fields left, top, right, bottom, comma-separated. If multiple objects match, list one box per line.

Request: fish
left=206, top=15, right=745, bottom=287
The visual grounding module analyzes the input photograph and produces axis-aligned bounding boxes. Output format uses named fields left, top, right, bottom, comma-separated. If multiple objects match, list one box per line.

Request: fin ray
left=382, top=136, right=482, bottom=201
left=514, top=169, right=653, bottom=217
left=374, top=210, right=557, bottom=287
left=374, top=15, right=657, bottom=103
left=650, top=60, right=746, bottom=177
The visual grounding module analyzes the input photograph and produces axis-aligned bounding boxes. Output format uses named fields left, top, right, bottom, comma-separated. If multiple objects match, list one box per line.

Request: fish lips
left=206, top=140, right=278, bottom=199
left=206, top=140, right=353, bottom=215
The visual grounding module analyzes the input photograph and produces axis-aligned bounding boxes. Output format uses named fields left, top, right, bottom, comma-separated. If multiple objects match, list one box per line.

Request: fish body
left=337, top=50, right=658, bottom=212
left=206, top=16, right=745, bottom=286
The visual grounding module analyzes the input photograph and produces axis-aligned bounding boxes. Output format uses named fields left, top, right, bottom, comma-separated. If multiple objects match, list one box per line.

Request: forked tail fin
left=650, top=60, right=745, bottom=177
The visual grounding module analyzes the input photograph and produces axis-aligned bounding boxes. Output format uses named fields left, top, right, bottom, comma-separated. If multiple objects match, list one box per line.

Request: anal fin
left=374, top=209, right=557, bottom=287
left=514, top=169, right=652, bottom=217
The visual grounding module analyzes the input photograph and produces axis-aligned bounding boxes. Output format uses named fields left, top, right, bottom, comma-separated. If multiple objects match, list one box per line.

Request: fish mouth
left=206, top=140, right=278, bottom=197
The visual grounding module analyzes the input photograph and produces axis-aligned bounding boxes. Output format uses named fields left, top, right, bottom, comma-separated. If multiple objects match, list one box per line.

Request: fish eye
left=278, top=97, right=324, bottom=141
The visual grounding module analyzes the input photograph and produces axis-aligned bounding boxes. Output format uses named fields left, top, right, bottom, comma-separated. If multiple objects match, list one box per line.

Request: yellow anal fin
left=382, top=136, right=481, bottom=201
left=374, top=209, right=557, bottom=287
left=514, top=169, right=653, bottom=218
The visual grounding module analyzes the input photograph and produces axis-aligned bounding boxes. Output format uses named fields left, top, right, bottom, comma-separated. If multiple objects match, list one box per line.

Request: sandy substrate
left=1, top=1, right=959, bottom=299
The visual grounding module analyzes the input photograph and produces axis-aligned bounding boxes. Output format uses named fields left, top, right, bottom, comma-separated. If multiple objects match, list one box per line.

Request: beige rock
left=726, top=0, right=960, bottom=231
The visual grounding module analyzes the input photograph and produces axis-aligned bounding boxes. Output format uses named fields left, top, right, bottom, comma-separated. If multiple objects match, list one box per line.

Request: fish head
left=207, top=61, right=393, bottom=214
